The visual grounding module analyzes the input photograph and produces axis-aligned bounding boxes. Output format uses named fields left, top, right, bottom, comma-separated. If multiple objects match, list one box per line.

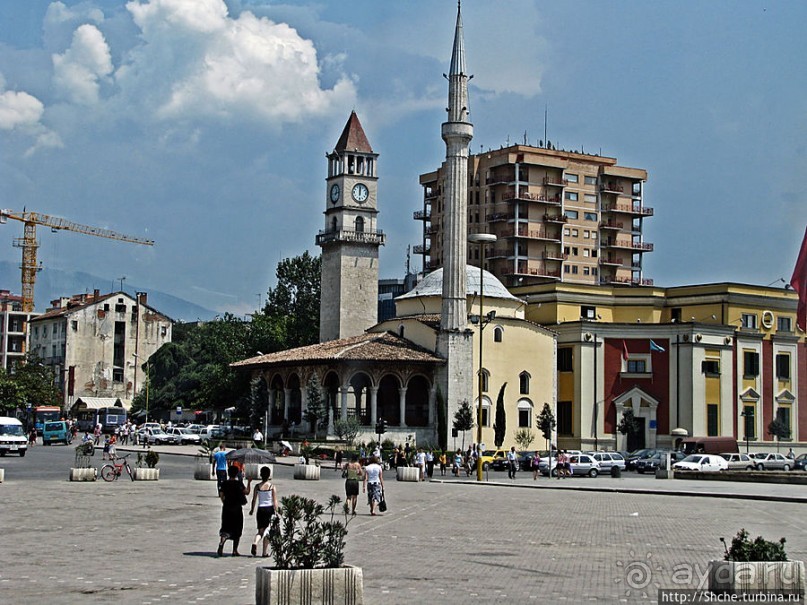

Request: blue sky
left=1, top=0, right=805, bottom=316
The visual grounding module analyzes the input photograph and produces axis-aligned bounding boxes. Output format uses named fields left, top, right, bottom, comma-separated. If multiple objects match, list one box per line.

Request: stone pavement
left=1, top=451, right=805, bottom=605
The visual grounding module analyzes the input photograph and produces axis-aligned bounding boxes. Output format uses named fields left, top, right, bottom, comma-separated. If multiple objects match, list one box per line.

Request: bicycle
left=100, top=454, right=135, bottom=482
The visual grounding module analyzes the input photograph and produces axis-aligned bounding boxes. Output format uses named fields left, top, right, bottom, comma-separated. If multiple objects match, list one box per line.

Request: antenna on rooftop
left=544, top=104, right=548, bottom=146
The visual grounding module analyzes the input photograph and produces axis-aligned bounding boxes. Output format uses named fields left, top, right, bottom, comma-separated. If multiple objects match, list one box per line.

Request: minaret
left=317, top=111, right=385, bottom=342
left=440, top=1, right=473, bottom=331
left=435, top=2, right=474, bottom=443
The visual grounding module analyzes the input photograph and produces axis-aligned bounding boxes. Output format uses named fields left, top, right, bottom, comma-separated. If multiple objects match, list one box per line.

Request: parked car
left=166, top=427, right=201, bottom=445
left=540, top=453, right=601, bottom=477
left=137, top=427, right=175, bottom=446
left=199, top=425, right=226, bottom=445
left=752, top=453, right=792, bottom=471
left=636, top=451, right=685, bottom=474
left=0, top=416, right=28, bottom=457
left=626, top=449, right=659, bottom=471
left=793, top=453, right=807, bottom=471
left=672, top=454, right=728, bottom=472
left=720, top=452, right=756, bottom=471
left=587, top=452, right=626, bottom=472
left=185, top=424, right=205, bottom=434
left=479, top=449, right=507, bottom=471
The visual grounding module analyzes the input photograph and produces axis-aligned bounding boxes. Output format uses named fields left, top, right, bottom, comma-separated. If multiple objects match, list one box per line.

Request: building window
left=743, top=404, right=756, bottom=440
left=775, top=354, right=790, bottom=380
left=583, top=267, right=590, bottom=275
left=33, top=326, right=39, bottom=338
left=355, top=216, right=365, bottom=232
left=581, top=305, right=596, bottom=319
left=572, top=247, right=579, bottom=256
left=584, top=212, right=597, bottom=221
left=583, top=230, right=590, bottom=239
left=671, top=308, right=682, bottom=323
left=572, top=229, right=579, bottom=237
left=741, top=313, right=757, bottom=329
left=481, top=403, right=491, bottom=427
left=571, top=266, right=578, bottom=274
left=591, top=232, right=597, bottom=241
left=584, top=193, right=597, bottom=203
left=627, top=359, right=647, bottom=374
left=517, top=400, right=532, bottom=427
left=565, top=191, right=578, bottom=201
left=493, top=327, right=503, bottom=343
left=71, top=320, right=78, bottom=331
left=777, top=316, right=792, bottom=332
left=702, top=360, right=720, bottom=376
left=564, top=265, right=570, bottom=274
left=113, top=368, right=124, bottom=383
left=584, top=176, right=597, bottom=185
left=115, top=303, right=127, bottom=313
left=519, top=372, right=530, bottom=395
left=583, top=249, right=590, bottom=257
left=592, top=267, right=598, bottom=276
left=43, top=326, right=48, bottom=338
left=563, top=228, right=571, bottom=236
left=481, top=369, right=489, bottom=392
left=743, top=351, right=759, bottom=377
left=565, top=210, right=579, bottom=220
left=565, top=173, right=578, bottom=183
left=775, top=406, right=792, bottom=438
left=558, top=401, right=573, bottom=436
left=706, top=403, right=719, bottom=436
left=557, top=348, right=573, bottom=371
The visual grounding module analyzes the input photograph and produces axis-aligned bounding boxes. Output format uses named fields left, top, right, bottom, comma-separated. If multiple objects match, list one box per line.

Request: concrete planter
left=293, top=464, right=320, bottom=480
left=256, top=565, right=363, bottom=605
left=245, top=463, right=273, bottom=480
left=134, top=468, right=160, bottom=481
left=194, top=462, right=215, bottom=480
left=69, top=468, right=96, bottom=481
left=396, top=466, right=420, bottom=482
left=0, top=468, right=4, bottom=482
left=708, top=560, right=805, bottom=595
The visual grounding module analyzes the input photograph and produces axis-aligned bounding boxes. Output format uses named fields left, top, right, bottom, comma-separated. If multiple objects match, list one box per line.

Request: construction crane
left=0, top=209, right=155, bottom=312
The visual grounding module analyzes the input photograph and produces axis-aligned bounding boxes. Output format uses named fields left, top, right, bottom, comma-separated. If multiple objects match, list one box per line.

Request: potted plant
left=194, top=443, right=215, bottom=480
left=294, top=444, right=320, bottom=480
left=69, top=441, right=97, bottom=481
left=709, top=529, right=805, bottom=596
left=255, top=494, right=362, bottom=604
left=134, top=448, right=160, bottom=481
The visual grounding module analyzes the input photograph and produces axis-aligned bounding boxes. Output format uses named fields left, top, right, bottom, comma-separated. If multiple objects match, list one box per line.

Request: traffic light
left=375, top=419, right=386, bottom=435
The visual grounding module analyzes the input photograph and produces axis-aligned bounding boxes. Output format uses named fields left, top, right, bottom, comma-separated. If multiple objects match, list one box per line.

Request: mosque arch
left=405, top=374, right=431, bottom=427
left=347, top=371, right=373, bottom=425
left=378, top=374, right=401, bottom=426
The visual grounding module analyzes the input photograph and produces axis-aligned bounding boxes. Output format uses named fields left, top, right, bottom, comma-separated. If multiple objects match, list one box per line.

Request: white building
left=29, top=290, right=172, bottom=411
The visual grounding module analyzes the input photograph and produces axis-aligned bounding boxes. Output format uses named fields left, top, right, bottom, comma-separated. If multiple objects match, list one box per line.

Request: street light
left=468, top=232, right=497, bottom=482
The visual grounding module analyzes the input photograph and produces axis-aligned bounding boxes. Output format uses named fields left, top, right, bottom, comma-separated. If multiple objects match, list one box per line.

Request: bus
left=34, top=406, right=62, bottom=434
left=75, top=407, right=128, bottom=434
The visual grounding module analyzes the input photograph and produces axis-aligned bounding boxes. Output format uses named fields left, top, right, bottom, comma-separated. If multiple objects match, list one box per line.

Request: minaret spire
left=440, top=0, right=473, bottom=331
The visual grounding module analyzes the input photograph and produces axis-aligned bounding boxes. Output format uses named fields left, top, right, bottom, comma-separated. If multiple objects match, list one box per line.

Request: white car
left=587, top=452, right=626, bottom=472
left=137, top=427, right=175, bottom=446
left=720, top=452, right=755, bottom=471
left=673, top=454, right=728, bottom=472
left=166, top=427, right=201, bottom=445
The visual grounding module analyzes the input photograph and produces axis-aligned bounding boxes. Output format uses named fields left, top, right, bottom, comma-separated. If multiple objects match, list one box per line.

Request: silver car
left=138, top=427, right=175, bottom=446
left=720, top=452, right=755, bottom=471
left=165, top=427, right=200, bottom=445
left=587, top=452, right=626, bottom=472
left=752, top=453, right=792, bottom=471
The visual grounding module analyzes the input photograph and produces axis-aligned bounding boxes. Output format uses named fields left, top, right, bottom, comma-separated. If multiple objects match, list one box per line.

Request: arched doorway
left=405, top=375, right=430, bottom=427
left=378, top=374, right=401, bottom=426
left=349, top=372, right=373, bottom=425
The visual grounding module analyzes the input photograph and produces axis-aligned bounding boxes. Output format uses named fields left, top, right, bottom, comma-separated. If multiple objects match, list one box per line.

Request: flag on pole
left=649, top=339, right=666, bottom=353
left=622, top=340, right=629, bottom=361
left=790, top=226, right=807, bottom=332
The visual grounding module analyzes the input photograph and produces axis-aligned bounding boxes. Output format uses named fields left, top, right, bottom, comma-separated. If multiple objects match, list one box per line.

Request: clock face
left=329, top=183, right=340, bottom=204
left=352, top=183, right=369, bottom=203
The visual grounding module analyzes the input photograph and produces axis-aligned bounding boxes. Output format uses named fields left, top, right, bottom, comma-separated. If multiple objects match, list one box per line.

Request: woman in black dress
left=217, top=465, right=252, bottom=556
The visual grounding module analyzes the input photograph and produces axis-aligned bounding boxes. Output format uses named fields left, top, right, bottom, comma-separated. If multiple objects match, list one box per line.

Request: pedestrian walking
left=93, top=424, right=102, bottom=445
left=28, top=427, right=37, bottom=446
left=102, top=435, right=111, bottom=460
left=426, top=450, right=435, bottom=478
left=415, top=448, right=426, bottom=481
left=343, top=454, right=362, bottom=515
left=452, top=449, right=462, bottom=476
left=362, top=456, right=384, bottom=516
left=217, top=465, right=252, bottom=557
left=334, top=448, right=343, bottom=471
left=507, top=446, right=518, bottom=479
left=252, top=427, right=264, bottom=449
left=248, top=466, right=277, bottom=558
left=439, top=451, right=447, bottom=476
left=531, top=450, right=542, bottom=480
left=107, top=434, right=117, bottom=460
left=212, top=443, right=228, bottom=493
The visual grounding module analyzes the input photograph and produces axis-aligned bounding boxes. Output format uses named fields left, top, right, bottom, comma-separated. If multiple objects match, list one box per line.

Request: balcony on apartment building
left=501, top=225, right=561, bottom=243
left=599, top=220, right=624, bottom=231
left=413, top=209, right=431, bottom=221
left=542, top=176, right=569, bottom=187
left=423, top=187, right=440, bottom=200
left=485, top=170, right=516, bottom=186
left=412, top=243, right=431, bottom=255
left=316, top=228, right=386, bottom=246
left=599, top=182, right=625, bottom=194
left=502, top=263, right=562, bottom=279
left=601, top=238, right=654, bottom=252
left=599, top=255, right=627, bottom=267
left=602, top=203, right=654, bottom=216
left=542, top=250, right=568, bottom=261
left=501, top=190, right=562, bottom=205
left=600, top=275, right=655, bottom=287
left=542, top=213, right=568, bottom=224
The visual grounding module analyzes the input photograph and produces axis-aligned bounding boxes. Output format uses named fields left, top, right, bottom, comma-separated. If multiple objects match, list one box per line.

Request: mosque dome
left=397, top=265, right=520, bottom=302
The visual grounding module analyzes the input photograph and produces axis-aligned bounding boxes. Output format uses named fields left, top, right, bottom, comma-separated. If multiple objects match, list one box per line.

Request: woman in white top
left=249, top=466, right=278, bottom=557
left=362, top=456, right=385, bottom=516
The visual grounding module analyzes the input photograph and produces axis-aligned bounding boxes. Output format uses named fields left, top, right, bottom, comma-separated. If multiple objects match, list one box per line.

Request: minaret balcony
left=316, top=229, right=386, bottom=246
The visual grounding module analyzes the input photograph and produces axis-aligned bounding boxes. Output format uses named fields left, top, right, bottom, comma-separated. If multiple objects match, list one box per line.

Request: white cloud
left=120, top=0, right=356, bottom=124
left=52, top=24, right=113, bottom=105
left=0, top=89, right=45, bottom=130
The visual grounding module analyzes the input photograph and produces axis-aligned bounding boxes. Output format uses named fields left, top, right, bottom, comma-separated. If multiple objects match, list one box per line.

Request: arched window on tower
left=481, top=369, right=490, bottom=393
left=494, top=327, right=503, bottom=342
left=398, top=324, right=405, bottom=338
left=355, top=216, right=365, bottom=232
left=519, top=371, right=530, bottom=395
left=331, top=216, right=338, bottom=232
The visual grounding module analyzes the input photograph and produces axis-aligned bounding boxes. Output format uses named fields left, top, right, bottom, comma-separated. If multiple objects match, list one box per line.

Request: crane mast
left=0, top=209, right=154, bottom=313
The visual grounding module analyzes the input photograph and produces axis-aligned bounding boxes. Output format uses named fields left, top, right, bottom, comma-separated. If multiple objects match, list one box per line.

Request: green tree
left=537, top=403, right=556, bottom=451
left=435, top=388, right=447, bottom=451
left=333, top=417, right=361, bottom=446
left=513, top=428, right=534, bottom=451
left=618, top=409, right=641, bottom=437
left=0, top=355, right=61, bottom=415
left=493, top=382, right=507, bottom=448
left=303, top=375, right=327, bottom=437
left=263, top=251, right=321, bottom=349
left=767, top=413, right=791, bottom=453
left=452, top=399, right=474, bottom=450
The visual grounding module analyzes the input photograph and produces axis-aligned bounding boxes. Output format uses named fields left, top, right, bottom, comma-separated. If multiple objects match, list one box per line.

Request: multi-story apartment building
left=28, top=290, right=172, bottom=410
left=417, top=144, right=652, bottom=288
left=515, top=281, right=804, bottom=453
left=0, top=289, right=39, bottom=370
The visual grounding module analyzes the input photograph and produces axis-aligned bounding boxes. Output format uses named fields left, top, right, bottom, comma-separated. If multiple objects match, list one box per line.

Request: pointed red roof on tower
left=334, top=111, right=373, bottom=153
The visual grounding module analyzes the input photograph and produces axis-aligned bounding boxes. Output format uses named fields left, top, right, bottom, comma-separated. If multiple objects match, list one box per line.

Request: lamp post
left=468, top=233, right=497, bottom=482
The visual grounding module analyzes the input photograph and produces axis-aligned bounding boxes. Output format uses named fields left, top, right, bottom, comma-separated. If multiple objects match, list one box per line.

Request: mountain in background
left=0, top=261, right=218, bottom=322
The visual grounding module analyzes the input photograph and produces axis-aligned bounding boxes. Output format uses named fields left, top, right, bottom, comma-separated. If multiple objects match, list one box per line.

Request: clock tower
left=317, top=111, right=385, bottom=342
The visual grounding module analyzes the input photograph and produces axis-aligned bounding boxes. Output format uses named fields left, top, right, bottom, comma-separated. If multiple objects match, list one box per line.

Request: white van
left=0, top=417, right=28, bottom=457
